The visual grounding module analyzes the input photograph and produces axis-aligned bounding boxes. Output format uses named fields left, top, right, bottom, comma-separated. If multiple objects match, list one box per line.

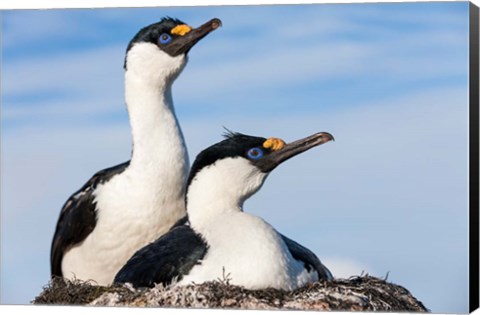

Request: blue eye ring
left=247, top=147, right=264, bottom=160
left=159, top=33, right=172, bottom=44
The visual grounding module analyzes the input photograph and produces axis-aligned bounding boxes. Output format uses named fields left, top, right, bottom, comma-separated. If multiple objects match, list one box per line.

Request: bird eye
left=159, top=33, right=172, bottom=44
left=247, top=147, right=264, bottom=160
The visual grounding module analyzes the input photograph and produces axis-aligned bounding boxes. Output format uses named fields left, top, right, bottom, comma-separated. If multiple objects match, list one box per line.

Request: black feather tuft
left=221, top=127, right=244, bottom=140
left=159, top=16, right=186, bottom=26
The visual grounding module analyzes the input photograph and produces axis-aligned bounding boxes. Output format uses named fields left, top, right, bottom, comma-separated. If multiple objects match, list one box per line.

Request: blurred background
left=1, top=2, right=470, bottom=312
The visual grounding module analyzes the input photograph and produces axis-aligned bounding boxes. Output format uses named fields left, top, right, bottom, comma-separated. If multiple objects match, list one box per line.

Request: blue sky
left=1, top=2, right=471, bottom=313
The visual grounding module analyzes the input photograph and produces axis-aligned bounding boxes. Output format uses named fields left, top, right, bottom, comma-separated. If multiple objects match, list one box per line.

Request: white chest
left=178, top=213, right=318, bottom=290
left=61, top=167, right=186, bottom=285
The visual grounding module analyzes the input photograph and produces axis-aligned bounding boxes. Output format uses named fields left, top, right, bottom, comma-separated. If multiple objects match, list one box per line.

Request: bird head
left=124, top=17, right=221, bottom=84
left=185, top=131, right=334, bottom=212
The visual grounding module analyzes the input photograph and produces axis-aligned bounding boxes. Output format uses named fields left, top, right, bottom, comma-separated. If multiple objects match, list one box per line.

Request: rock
left=33, top=275, right=428, bottom=312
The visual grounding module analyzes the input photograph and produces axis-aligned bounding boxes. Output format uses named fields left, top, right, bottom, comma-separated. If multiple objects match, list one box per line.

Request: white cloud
left=2, top=2, right=468, bottom=121
left=2, top=11, right=78, bottom=49
left=3, top=3, right=468, bottom=128
left=3, top=44, right=125, bottom=96
left=179, top=41, right=370, bottom=95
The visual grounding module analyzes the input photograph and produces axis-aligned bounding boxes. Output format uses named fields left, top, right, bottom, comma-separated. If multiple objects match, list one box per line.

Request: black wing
left=280, top=233, right=333, bottom=281
left=50, top=161, right=130, bottom=277
left=114, top=224, right=208, bottom=288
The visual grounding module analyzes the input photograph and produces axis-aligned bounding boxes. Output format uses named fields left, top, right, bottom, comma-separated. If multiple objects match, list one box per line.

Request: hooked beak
left=169, top=18, right=222, bottom=56
left=256, top=132, right=334, bottom=172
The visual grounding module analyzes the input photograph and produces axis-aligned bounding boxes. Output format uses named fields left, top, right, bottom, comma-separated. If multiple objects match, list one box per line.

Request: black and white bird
left=50, top=17, right=222, bottom=285
left=115, top=131, right=334, bottom=290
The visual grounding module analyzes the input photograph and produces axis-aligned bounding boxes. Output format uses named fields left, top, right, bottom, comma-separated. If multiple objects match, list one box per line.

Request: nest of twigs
left=33, top=275, right=428, bottom=312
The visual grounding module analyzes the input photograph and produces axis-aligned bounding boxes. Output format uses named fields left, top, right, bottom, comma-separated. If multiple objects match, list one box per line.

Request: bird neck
left=187, top=188, right=245, bottom=234
left=186, top=159, right=267, bottom=229
left=125, top=70, right=189, bottom=179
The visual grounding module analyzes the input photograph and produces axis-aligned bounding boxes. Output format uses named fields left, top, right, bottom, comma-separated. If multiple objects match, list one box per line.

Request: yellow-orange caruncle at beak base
left=263, top=138, right=286, bottom=151
left=171, top=24, right=192, bottom=36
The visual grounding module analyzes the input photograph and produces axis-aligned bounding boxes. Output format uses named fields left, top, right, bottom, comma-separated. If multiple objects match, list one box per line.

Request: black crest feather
left=159, top=16, right=186, bottom=25
left=222, top=127, right=243, bottom=139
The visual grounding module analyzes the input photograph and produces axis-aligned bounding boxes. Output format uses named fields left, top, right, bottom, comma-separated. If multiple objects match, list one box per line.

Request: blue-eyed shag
left=50, top=17, right=222, bottom=285
left=114, top=131, right=334, bottom=290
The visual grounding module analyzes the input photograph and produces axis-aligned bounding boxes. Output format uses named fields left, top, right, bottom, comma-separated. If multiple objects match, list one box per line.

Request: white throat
left=186, top=158, right=267, bottom=230
left=125, top=43, right=189, bottom=174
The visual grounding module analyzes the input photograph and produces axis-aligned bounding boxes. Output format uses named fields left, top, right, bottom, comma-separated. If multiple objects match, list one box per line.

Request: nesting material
left=33, top=275, right=428, bottom=312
